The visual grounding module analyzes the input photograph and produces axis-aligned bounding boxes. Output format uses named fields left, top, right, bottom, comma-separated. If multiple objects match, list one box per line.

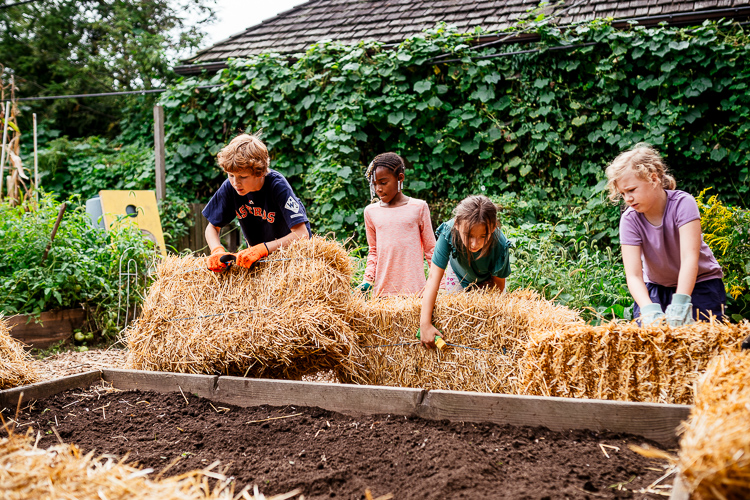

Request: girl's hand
left=419, top=324, right=440, bottom=349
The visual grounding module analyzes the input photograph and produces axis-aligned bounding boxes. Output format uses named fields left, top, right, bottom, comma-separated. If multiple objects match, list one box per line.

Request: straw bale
left=0, top=317, right=40, bottom=390
left=355, top=289, right=582, bottom=393
left=677, top=348, right=750, bottom=499
left=520, top=320, right=749, bottom=404
left=126, top=237, right=366, bottom=382
left=0, top=428, right=297, bottom=499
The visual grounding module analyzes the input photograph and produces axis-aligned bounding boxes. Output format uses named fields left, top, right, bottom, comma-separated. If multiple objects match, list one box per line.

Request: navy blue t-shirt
left=202, top=170, right=312, bottom=247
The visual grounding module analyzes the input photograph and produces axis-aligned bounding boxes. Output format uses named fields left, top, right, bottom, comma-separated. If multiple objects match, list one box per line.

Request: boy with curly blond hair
left=203, top=133, right=311, bottom=272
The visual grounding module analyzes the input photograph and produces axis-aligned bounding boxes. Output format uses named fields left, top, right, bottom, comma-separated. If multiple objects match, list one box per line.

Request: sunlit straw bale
left=520, top=320, right=749, bottom=404
left=0, top=428, right=299, bottom=500
left=677, top=348, right=750, bottom=499
left=0, top=317, right=39, bottom=390
left=126, top=237, right=366, bottom=382
left=355, top=289, right=582, bottom=393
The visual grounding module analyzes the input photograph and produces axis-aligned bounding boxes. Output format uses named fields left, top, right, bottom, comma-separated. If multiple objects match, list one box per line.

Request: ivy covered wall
left=160, top=20, right=750, bottom=240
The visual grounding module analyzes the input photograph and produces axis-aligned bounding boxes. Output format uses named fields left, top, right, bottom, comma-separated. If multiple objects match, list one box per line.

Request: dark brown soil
left=8, top=386, right=674, bottom=499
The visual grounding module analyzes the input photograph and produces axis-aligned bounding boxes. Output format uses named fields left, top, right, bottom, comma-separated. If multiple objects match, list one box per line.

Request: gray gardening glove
left=665, top=293, right=695, bottom=327
left=640, top=303, right=665, bottom=326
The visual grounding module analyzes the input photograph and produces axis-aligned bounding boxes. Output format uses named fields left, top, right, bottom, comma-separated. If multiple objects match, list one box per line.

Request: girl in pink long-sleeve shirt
left=357, top=152, right=437, bottom=296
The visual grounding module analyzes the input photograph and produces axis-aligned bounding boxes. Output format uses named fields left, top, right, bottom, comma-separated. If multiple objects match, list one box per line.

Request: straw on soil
left=126, top=237, right=366, bottom=382
left=0, top=317, right=40, bottom=390
left=0, top=427, right=299, bottom=500
left=520, top=320, right=749, bottom=404
left=677, top=348, right=750, bottom=499
left=355, top=288, right=582, bottom=393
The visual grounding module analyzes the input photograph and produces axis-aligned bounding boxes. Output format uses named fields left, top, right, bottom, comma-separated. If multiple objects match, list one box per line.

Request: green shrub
left=506, top=223, right=631, bottom=322
left=0, top=193, right=157, bottom=336
left=697, top=190, right=750, bottom=321
left=158, top=194, right=195, bottom=251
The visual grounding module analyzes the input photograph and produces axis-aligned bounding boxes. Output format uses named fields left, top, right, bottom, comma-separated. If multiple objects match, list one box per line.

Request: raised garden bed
left=1, top=370, right=689, bottom=499
left=6, top=308, right=85, bottom=348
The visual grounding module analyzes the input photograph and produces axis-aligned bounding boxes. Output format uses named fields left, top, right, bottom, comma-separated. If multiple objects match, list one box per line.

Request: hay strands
left=178, top=257, right=312, bottom=275
left=126, top=237, right=364, bottom=383
left=246, top=412, right=303, bottom=425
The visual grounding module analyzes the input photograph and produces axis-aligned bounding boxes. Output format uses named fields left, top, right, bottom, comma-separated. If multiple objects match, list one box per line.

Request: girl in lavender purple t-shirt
left=605, top=144, right=725, bottom=325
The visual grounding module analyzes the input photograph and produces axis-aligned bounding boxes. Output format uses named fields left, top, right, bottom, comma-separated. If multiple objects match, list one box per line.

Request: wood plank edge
left=419, top=390, right=691, bottom=447
left=101, top=368, right=218, bottom=397
left=214, top=376, right=425, bottom=415
left=0, top=371, right=102, bottom=409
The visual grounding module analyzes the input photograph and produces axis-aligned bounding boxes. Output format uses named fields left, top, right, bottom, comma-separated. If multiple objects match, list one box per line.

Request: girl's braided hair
left=605, top=143, right=676, bottom=202
left=365, top=152, right=405, bottom=199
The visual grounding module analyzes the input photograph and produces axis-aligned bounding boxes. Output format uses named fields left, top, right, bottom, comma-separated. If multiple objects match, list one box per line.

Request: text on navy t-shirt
left=202, top=170, right=312, bottom=247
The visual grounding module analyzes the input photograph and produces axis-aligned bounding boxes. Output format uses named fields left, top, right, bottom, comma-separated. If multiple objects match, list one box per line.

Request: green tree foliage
left=0, top=0, right=213, bottom=138
left=155, top=20, right=749, bottom=243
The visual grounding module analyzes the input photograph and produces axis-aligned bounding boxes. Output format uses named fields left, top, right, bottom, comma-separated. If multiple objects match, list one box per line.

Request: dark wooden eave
left=175, top=0, right=750, bottom=75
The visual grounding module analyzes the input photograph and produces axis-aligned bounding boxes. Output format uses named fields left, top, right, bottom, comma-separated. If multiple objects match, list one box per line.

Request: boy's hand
left=640, top=303, right=665, bottom=326
left=665, top=294, right=695, bottom=326
left=236, top=243, right=269, bottom=268
left=207, top=246, right=235, bottom=273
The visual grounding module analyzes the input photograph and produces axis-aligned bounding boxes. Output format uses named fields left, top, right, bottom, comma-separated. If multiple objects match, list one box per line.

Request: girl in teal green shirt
left=419, top=195, right=512, bottom=349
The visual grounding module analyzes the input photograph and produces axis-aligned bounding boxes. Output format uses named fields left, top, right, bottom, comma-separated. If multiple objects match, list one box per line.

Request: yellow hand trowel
left=416, top=328, right=446, bottom=350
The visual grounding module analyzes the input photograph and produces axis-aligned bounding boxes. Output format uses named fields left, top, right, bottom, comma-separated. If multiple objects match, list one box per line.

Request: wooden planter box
left=0, top=369, right=691, bottom=448
left=7, top=309, right=85, bottom=349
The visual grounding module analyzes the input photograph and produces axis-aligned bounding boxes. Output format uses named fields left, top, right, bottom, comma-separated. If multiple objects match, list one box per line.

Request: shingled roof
left=177, top=0, right=750, bottom=73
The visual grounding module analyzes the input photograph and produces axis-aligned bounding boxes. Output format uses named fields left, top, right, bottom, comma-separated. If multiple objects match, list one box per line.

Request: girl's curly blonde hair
left=605, top=143, right=676, bottom=202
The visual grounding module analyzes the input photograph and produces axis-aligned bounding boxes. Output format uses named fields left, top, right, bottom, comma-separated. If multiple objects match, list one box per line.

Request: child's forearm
left=625, top=275, right=653, bottom=308
left=265, top=223, right=309, bottom=253
left=205, top=223, right=224, bottom=252
left=622, top=244, right=652, bottom=308
left=420, top=264, right=444, bottom=328
left=363, top=247, right=377, bottom=284
left=675, top=220, right=702, bottom=296
left=676, top=261, right=699, bottom=296
left=491, top=277, right=505, bottom=293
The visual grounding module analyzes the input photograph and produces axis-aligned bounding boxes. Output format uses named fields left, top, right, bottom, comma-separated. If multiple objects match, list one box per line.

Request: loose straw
left=0, top=316, right=41, bottom=389
left=678, top=349, right=750, bottom=498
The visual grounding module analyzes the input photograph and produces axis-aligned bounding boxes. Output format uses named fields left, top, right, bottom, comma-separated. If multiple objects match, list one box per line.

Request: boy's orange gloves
left=236, top=243, right=269, bottom=268
left=207, top=246, right=235, bottom=273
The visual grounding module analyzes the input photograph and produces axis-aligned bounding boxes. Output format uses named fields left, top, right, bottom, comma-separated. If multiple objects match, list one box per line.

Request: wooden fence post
left=154, top=105, right=166, bottom=201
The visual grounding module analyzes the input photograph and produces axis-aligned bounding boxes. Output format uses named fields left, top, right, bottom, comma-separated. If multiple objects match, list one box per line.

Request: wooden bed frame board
left=0, top=369, right=691, bottom=448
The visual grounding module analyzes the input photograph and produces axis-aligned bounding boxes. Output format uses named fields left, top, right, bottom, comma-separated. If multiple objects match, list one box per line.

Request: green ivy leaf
left=414, top=80, right=432, bottom=93
left=300, top=95, right=316, bottom=110
left=710, top=147, right=727, bottom=161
